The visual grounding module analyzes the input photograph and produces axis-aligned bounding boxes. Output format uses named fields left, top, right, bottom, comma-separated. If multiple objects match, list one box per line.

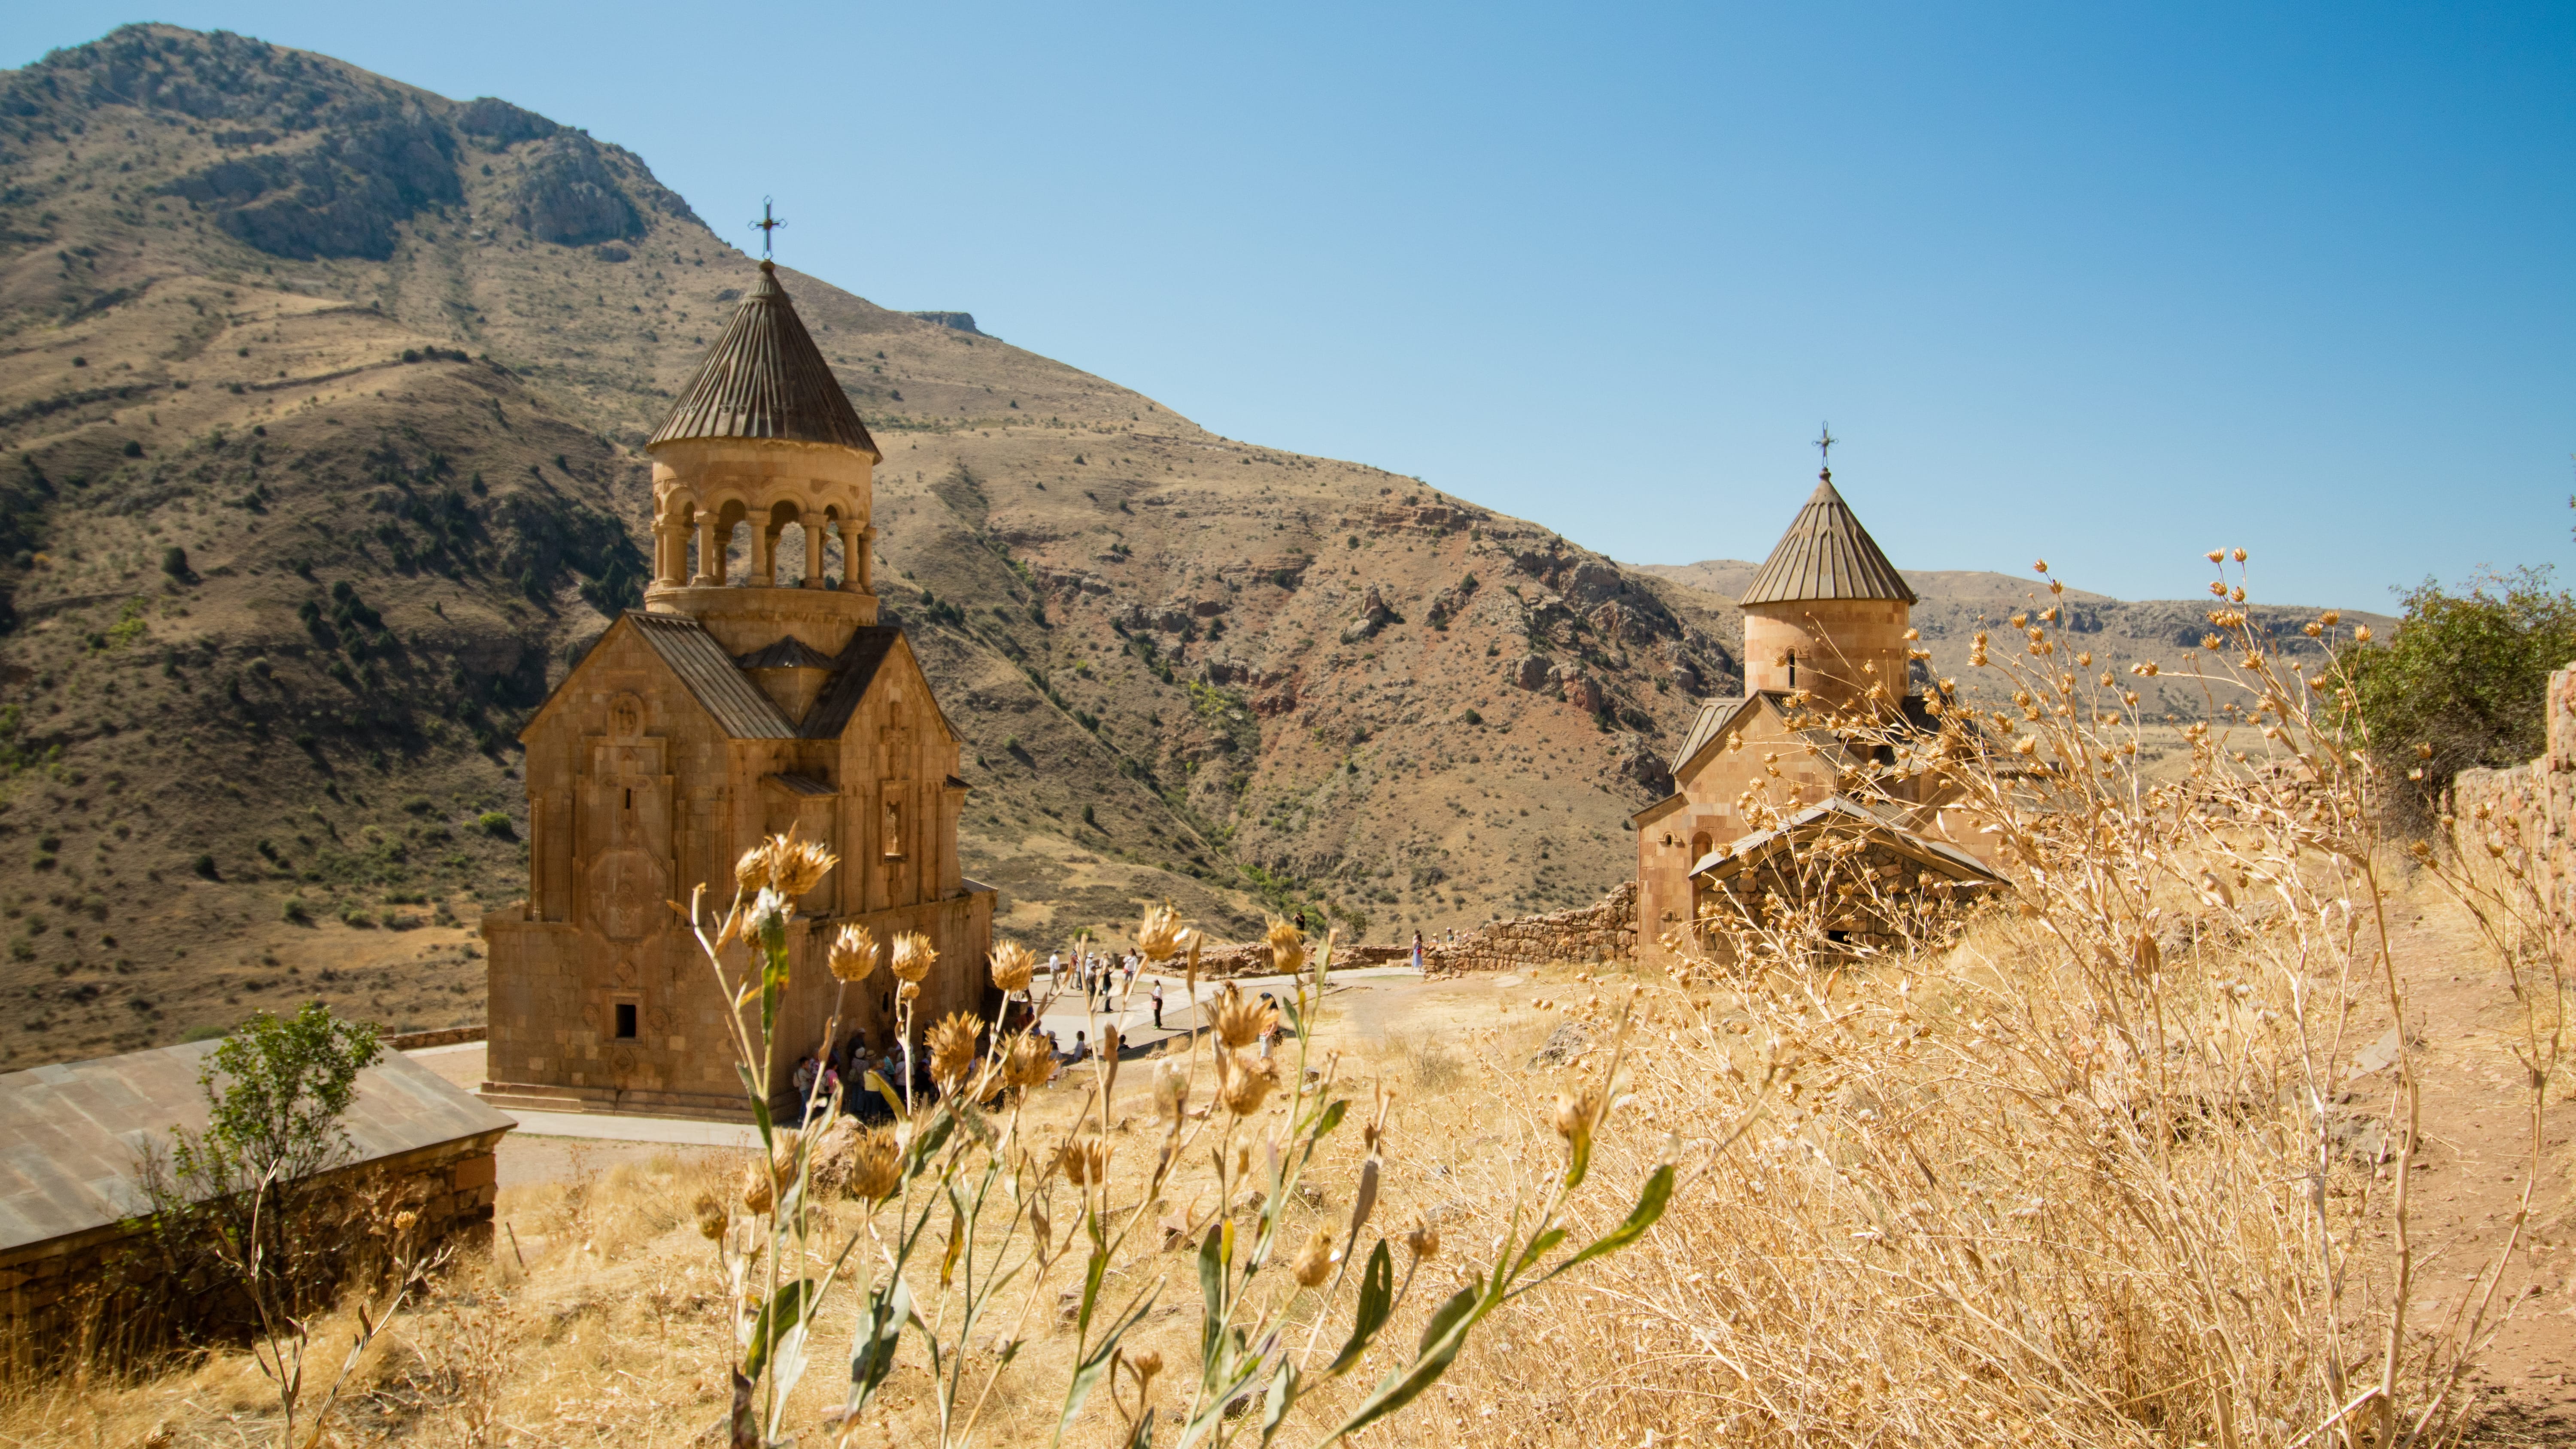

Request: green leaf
left=1196, top=1222, right=1227, bottom=1387
left=1325, top=1240, right=1394, bottom=1376
left=863, top=1069, right=904, bottom=1119
left=1053, top=1285, right=1160, bottom=1448
left=841, top=1273, right=911, bottom=1420
left=1309, top=1097, right=1348, bottom=1140
left=1513, top=1226, right=1567, bottom=1277
left=1123, top=1407, right=1157, bottom=1449
left=1536, top=1163, right=1677, bottom=1286
left=1318, top=1285, right=1483, bottom=1443
left=743, top=1278, right=811, bottom=1381
left=1258, top=1358, right=1299, bottom=1446
left=1077, top=1236, right=1109, bottom=1336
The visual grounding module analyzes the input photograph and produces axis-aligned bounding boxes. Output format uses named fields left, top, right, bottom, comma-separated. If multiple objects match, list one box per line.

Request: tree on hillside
left=2338, top=565, right=2576, bottom=827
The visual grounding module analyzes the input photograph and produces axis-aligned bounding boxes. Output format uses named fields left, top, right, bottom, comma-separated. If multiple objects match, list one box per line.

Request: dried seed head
left=2205, top=549, right=2225, bottom=564
left=989, top=940, right=1036, bottom=994
left=1128, top=1348, right=1164, bottom=1396
left=2415, top=741, right=2434, bottom=760
left=693, top=1190, right=728, bottom=1240
left=890, top=931, right=938, bottom=983
left=2032, top=558, right=2048, bottom=573
left=1404, top=1216, right=1441, bottom=1261
left=740, top=1161, right=775, bottom=1217
left=2321, top=609, right=2341, bottom=626
left=1264, top=917, right=1307, bottom=976
left=1058, top=1134, right=1112, bottom=1186
left=829, top=922, right=881, bottom=984
left=1005, top=1031, right=1056, bottom=1089
left=1152, top=1057, right=1191, bottom=1120
left=1212, top=984, right=1275, bottom=1049
left=2354, top=625, right=2372, bottom=643
left=897, top=981, right=921, bottom=1004
left=1136, top=902, right=1192, bottom=963
left=847, top=1126, right=903, bottom=1201
left=928, top=1011, right=981, bottom=1091
left=1553, top=1084, right=1604, bottom=1143
left=769, top=836, right=838, bottom=897
left=734, top=843, right=774, bottom=895
left=2232, top=547, right=2247, bottom=563
left=1291, top=1225, right=1335, bottom=1287
left=1218, top=1049, right=1279, bottom=1116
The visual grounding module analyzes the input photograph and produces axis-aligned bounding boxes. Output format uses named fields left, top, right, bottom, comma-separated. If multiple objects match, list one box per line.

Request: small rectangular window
left=614, top=1002, right=638, bottom=1040
left=882, top=797, right=905, bottom=860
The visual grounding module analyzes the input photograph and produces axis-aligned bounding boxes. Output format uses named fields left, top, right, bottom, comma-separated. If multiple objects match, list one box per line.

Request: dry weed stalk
left=680, top=846, right=1677, bottom=1447
left=1544, top=552, right=2536, bottom=1449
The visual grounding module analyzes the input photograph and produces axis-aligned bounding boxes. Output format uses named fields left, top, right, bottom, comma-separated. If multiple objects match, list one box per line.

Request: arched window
left=1785, top=649, right=1797, bottom=687
left=1689, top=831, right=1713, bottom=864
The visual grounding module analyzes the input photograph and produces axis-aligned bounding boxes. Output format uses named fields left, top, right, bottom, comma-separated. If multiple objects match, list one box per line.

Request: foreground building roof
left=0, top=1040, right=512, bottom=1254
left=1738, top=476, right=1918, bottom=607
left=649, top=261, right=881, bottom=458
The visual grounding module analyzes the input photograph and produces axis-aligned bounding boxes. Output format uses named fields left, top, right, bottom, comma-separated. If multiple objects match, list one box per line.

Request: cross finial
left=1815, top=421, right=1836, bottom=481
left=750, top=197, right=786, bottom=259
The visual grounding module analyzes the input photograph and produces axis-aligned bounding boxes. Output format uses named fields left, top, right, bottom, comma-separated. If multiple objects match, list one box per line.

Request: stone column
left=693, top=515, right=720, bottom=586
left=838, top=522, right=863, bottom=592
left=857, top=526, right=878, bottom=593
left=801, top=512, right=826, bottom=589
left=751, top=522, right=775, bottom=587
left=655, top=521, right=685, bottom=587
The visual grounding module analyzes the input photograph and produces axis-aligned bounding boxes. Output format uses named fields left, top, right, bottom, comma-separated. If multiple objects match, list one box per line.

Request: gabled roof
left=1689, top=794, right=2001, bottom=886
left=800, top=627, right=905, bottom=740
left=1738, top=475, right=1917, bottom=607
left=766, top=772, right=836, bottom=797
left=736, top=635, right=837, bottom=670
left=0, top=1041, right=512, bottom=1254
left=649, top=261, right=881, bottom=459
left=629, top=612, right=798, bottom=739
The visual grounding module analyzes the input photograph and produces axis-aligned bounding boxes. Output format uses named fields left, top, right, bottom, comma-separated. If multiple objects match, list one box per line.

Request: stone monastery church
left=481, top=261, right=993, bottom=1121
left=1632, top=466, right=2001, bottom=967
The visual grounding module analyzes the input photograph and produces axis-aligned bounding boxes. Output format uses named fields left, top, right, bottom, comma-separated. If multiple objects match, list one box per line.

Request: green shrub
left=281, top=897, right=311, bottom=925
left=476, top=811, right=514, bottom=839
left=2337, top=566, right=2576, bottom=825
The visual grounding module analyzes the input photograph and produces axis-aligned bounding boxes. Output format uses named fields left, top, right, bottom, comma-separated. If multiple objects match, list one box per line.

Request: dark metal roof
left=1738, top=475, right=1917, bottom=607
left=799, top=627, right=904, bottom=740
left=649, top=262, right=881, bottom=458
left=767, top=772, right=836, bottom=797
left=0, top=1041, right=513, bottom=1254
left=736, top=635, right=837, bottom=670
left=629, top=612, right=798, bottom=739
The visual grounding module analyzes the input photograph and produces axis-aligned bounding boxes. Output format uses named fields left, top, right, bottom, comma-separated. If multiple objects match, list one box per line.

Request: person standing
left=1412, top=930, right=1425, bottom=973
left=1048, top=951, right=1063, bottom=995
left=1151, top=979, right=1166, bottom=1031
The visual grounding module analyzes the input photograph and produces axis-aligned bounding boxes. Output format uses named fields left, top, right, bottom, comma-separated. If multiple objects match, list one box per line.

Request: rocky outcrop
left=507, top=134, right=642, bottom=247
left=1339, top=584, right=1400, bottom=644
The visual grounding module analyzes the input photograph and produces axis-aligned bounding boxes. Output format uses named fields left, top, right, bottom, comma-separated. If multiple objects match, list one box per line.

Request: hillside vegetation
left=0, top=25, right=2383, bottom=1066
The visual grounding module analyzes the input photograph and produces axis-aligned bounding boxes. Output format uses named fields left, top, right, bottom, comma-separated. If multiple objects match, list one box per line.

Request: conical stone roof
left=1737, top=474, right=1917, bottom=607
left=650, top=261, right=881, bottom=458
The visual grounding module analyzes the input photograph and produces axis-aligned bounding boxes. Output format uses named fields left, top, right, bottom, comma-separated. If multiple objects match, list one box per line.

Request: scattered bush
left=475, top=811, right=514, bottom=839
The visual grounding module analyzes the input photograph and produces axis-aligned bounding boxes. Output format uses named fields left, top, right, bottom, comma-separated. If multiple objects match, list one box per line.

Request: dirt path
left=2378, top=881, right=2576, bottom=1443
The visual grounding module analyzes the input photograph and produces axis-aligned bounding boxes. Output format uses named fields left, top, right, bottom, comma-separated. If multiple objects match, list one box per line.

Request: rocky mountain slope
left=0, top=25, right=2385, bottom=1066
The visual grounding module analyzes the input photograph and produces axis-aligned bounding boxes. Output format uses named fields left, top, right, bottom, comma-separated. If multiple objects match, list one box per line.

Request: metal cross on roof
left=751, top=197, right=786, bottom=258
left=1815, top=422, right=1836, bottom=479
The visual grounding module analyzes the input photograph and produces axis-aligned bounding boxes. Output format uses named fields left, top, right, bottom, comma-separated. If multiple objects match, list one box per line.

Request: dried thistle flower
left=897, top=981, right=921, bottom=1004
left=1005, top=1031, right=1055, bottom=1090
left=1291, top=1225, right=1335, bottom=1287
left=890, top=931, right=938, bottom=983
left=693, top=1191, right=728, bottom=1241
left=2354, top=624, right=2372, bottom=643
left=2205, top=549, right=2224, bottom=564
left=847, top=1126, right=902, bottom=1201
left=769, top=836, right=838, bottom=897
left=1059, top=1134, right=1113, bottom=1186
left=1129, top=1348, right=1163, bottom=1388
left=1264, top=917, right=1306, bottom=976
left=1153, top=1057, right=1191, bottom=1120
left=1404, top=1215, right=1441, bottom=1261
left=734, top=842, right=774, bottom=895
left=989, top=940, right=1036, bottom=994
left=740, top=1161, right=775, bottom=1216
left=1136, top=902, right=1191, bottom=963
left=2232, top=546, right=2247, bottom=563
left=928, top=1011, right=980, bottom=1091
left=1554, top=1085, right=1604, bottom=1146
left=829, top=922, right=881, bottom=983
left=1212, top=984, right=1275, bottom=1049
left=1218, top=1049, right=1279, bottom=1116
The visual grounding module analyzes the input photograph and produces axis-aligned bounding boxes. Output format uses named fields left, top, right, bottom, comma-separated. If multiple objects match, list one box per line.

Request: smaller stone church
left=482, top=261, right=993, bottom=1121
left=1632, top=469, right=2000, bottom=966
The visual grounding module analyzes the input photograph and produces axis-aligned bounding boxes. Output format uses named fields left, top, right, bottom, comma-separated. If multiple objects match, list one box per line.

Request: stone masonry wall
left=2448, top=664, right=2576, bottom=906
left=1182, top=883, right=1641, bottom=979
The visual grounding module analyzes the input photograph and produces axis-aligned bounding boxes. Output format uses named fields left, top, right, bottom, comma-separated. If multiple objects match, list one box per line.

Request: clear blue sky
left=9, top=4, right=2571, bottom=608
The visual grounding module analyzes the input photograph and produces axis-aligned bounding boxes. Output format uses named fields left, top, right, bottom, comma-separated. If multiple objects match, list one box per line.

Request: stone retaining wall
left=2448, top=663, right=2576, bottom=906
left=1182, top=884, right=1640, bottom=979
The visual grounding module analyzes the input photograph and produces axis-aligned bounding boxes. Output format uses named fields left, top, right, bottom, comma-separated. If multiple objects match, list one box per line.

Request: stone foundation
left=2448, top=663, right=2576, bottom=912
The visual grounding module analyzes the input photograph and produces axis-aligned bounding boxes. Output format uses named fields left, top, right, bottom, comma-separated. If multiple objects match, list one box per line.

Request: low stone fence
left=1181, top=883, right=1640, bottom=980
left=385, top=1024, right=486, bottom=1051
